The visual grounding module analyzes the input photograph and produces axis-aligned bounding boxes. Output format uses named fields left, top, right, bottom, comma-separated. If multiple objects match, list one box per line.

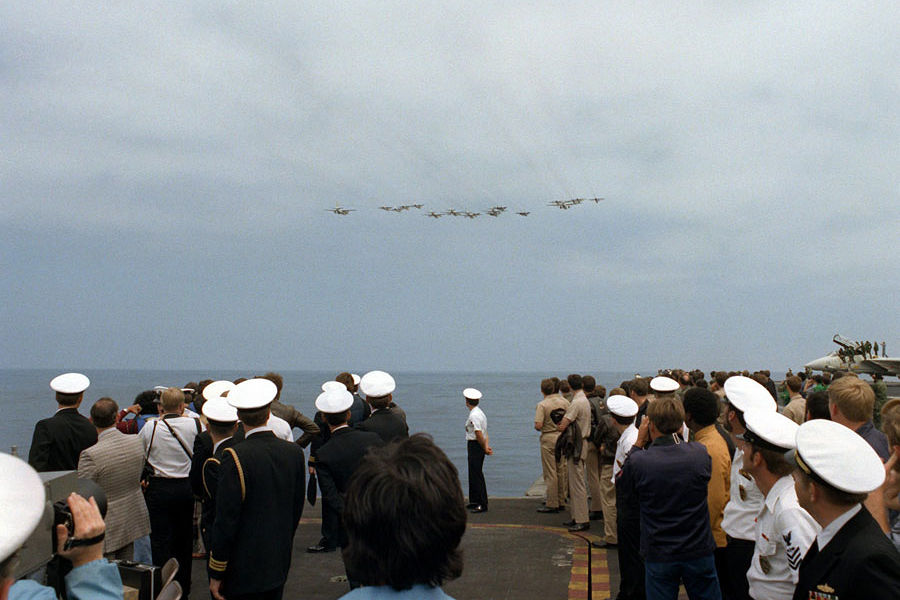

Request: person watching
left=0, top=452, right=122, bottom=600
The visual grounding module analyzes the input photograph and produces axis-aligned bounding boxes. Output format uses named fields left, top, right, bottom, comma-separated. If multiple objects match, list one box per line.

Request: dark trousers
left=720, top=536, right=754, bottom=600
left=645, top=555, right=721, bottom=600
left=145, top=477, right=194, bottom=598
left=320, top=497, right=340, bottom=549
left=467, top=440, right=488, bottom=508
left=616, top=486, right=645, bottom=600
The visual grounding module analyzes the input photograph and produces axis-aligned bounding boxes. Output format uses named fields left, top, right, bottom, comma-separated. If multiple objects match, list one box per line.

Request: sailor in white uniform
left=738, top=409, right=819, bottom=600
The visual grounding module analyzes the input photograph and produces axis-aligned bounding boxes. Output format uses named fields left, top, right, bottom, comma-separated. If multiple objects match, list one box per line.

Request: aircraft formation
left=325, top=198, right=602, bottom=217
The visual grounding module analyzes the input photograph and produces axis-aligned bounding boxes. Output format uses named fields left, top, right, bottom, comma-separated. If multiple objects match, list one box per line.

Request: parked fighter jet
left=804, top=334, right=900, bottom=376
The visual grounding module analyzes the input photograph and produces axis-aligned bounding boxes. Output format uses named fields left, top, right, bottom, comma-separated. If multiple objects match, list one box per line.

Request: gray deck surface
left=190, top=497, right=622, bottom=599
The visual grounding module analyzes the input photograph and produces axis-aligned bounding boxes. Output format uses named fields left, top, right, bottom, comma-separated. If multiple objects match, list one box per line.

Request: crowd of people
left=2, top=366, right=899, bottom=600
left=3, top=370, right=464, bottom=600
left=533, top=369, right=900, bottom=599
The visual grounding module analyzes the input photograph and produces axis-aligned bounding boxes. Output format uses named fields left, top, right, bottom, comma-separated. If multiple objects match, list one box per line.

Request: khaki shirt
left=535, top=394, right=570, bottom=434
left=781, top=395, right=806, bottom=425
left=564, top=391, right=592, bottom=458
left=694, top=425, right=732, bottom=547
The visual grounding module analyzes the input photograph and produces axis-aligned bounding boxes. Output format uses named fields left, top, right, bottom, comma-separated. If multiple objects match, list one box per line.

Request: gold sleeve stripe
left=208, top=556, right=228, bottom=572
left=225, top=447, right=246, bottom=501
left=202, top=457, right=221, bottom=498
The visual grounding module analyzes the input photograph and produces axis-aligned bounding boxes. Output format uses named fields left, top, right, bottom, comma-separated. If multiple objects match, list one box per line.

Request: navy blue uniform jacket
left=618, top=435, right=715, bottom=562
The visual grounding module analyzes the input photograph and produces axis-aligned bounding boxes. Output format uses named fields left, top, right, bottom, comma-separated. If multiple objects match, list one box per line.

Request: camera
left=13, top=472, right=107, bottom=579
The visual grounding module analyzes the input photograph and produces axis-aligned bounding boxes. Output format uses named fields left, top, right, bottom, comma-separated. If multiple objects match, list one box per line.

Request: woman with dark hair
left=340, top=434, right=466, bottom=599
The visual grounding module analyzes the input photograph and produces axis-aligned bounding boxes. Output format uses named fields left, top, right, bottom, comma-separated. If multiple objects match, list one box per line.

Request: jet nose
left=805, top=357, right=828, bottom=371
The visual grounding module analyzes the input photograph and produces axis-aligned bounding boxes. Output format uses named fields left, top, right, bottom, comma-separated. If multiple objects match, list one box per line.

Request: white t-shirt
left=140, top=415, right=205, bottom=478
left=465, top=406, right=487, bottom=441
left=267, top=414, right=294, bottom=442
left=612, top=423, right=639, bottom=483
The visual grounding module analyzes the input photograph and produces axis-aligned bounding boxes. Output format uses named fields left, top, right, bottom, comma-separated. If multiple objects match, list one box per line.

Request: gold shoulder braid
left=224, top=447, right=246, bottom=501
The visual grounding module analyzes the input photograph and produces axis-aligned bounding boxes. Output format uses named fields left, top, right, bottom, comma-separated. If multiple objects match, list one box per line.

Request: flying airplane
left=426, top=212, right=443, bottom=218
left=378, top=206, right=394, bottom=211
left=410, top=204, right=424, bottom=209
left=568, top=198, right=585, bottom=205
left=804, top=334, right=900, bottom=376
left=517, top=211, right=530, bottom=216
left=463, top=211, right=480, bottom=219
left=326, top=206, right=354, bottom=215
left=588, top=197, right=604, bottom=203
left=445, top=209, right=461, bottom=216
left=490, top=205, right=507, bottom=212
left=548, top=200, right=571, bottom=209
left=485, top=208, right=502, bottom=217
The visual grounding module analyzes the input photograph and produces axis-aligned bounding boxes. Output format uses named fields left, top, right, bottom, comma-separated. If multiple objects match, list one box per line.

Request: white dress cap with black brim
left=226, top=378, right=278, bottom=410
left=202, top=380, right=237, bottom=402
left=607, top=395, right=639, bottom=418
left=791, top=419, right=885, bottom=494
left=738, top=409, right=799, bottom=453
left=0, top=453, right=47, bottom=563
left=360, top=370, right=396, bottom=398
left=315, top=389, right=354, bottom=414
left=723, top=376, right=777, bottom=413
left=321, top=381, right=347, bottom=393
left=650, top=376, right=679, bottom=393
left=50, top=372, right=90, bottom=395
left=202, top=397, right=239, bottom=423
left=463, top=388, right=482, bottom=400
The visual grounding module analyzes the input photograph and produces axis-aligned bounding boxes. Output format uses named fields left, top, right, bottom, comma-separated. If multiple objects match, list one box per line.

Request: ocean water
left=0, top=369, right=635, bottom=496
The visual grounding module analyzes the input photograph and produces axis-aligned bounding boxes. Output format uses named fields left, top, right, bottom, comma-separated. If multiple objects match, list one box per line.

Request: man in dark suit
left=190, top=394, right=243, bottom=552
left=791, top=419, right=900, bottom=600
left=208, top=378, right=306, bottom=600
left=313, top=387, right=383, bottom=589
left=355, top=370, right=407, bottom=443
left=28, top=372, right=97, bottom=472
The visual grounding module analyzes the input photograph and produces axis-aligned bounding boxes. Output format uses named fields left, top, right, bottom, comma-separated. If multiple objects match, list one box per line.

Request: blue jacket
left=10, top=559, right=122, bottom=600
left=618, top=435, right=716, bottom=562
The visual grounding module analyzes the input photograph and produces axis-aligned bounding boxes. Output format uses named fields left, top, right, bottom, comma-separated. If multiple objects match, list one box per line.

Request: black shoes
left=568, top=522, right=590, bottom=532
left=465, top=502, right=478, bottom=509
left=469, top=505, right=488, bottom=513
left=589, top=511, right=604, bottom=521
left=562, top=519, right=576, bottom=527
left=537, top=506, right=562, bottom=513
left=306, top=544, right=337, bottom=553
left=591, top=540, right=617, bottom=549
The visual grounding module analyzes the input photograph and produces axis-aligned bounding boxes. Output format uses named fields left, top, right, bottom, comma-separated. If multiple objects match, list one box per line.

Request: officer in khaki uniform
left=557, top=374, right=592, bottom=532
left=738, top=410, right=819, bottom=600
left=535, top=378, right=570, bottom=512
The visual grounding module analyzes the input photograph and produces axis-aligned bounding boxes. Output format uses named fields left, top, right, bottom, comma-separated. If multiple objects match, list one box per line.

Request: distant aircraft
left=805, top=334, right=900, bottom=376
left=445, top=209, right=461, bottom=216
left=378, top=206, right=394, bottom=211
left=548, top=200, right=571, bottom=209
left=463, top=211, right=480, bottom=219
left=326, top=206, right=354, bottom=215
left=568, top=198, right=585, bottom=205
left=517, top=211, right=530, bottom=216
left=485, top=208, right=502, bottom=217
left=426, top=212, right=443, bottom=218
left=410, top=204, right=424, bottom=209
left=588, top=197, right=604, bottom=203
left=490, top=205, right=507, bottom=212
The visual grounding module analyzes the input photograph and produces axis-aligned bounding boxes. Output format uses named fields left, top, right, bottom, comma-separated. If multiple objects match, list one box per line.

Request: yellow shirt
left=694, top=424, right=732, bottom=547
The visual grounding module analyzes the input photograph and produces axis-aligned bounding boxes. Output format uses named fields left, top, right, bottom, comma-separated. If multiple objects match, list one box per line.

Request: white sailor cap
left=202, top=397, right=239, bottom=423
left=608, top=395, right=639, bottom=417
left=351, top=373, right=361, bottom=386
left=738, top=409, right=798, bottom=453
left=360, top=370, right=395, bottom=398
left=226, top=378, right=277, bottom=410
left=321, top=381, right=347, bottom=393
left=463, top=387, right=482, bottom=400
left=316, top=389, right=354, bottom=414
left=650, top=376, right=679, bottom=393
left=723, top=376, right=776, bottom=413
left=791, top=419, right=885, bottom=494
left=202, top=380, right=236, bottom=402
left=0, top=453, right=47, bottom=563
left=50, top=372, right=90, bottom=395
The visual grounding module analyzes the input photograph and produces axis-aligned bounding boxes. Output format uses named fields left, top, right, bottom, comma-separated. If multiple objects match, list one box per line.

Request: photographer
left=0, top=453, right=122, bottom=600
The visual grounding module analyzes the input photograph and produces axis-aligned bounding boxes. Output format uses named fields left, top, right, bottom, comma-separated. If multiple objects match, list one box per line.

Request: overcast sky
left=2, top=2, right=897, bottom=373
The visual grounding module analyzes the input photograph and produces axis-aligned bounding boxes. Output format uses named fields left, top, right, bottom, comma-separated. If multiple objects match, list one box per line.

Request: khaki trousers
left=585, top=444, right=604, bottom=511
left=567, top=452, right=589, bottom=524
left=540, top=432, right=566, bottom=508
left=599, top=463, right=617, bottom=543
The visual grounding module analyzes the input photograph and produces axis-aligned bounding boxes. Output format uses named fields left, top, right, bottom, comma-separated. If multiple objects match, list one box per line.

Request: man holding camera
left=0, top=453, right=122, bottom=600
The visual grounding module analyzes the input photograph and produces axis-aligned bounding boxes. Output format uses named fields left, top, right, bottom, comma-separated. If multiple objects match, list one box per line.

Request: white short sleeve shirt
left=465, top=407, right=487, bottom=441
